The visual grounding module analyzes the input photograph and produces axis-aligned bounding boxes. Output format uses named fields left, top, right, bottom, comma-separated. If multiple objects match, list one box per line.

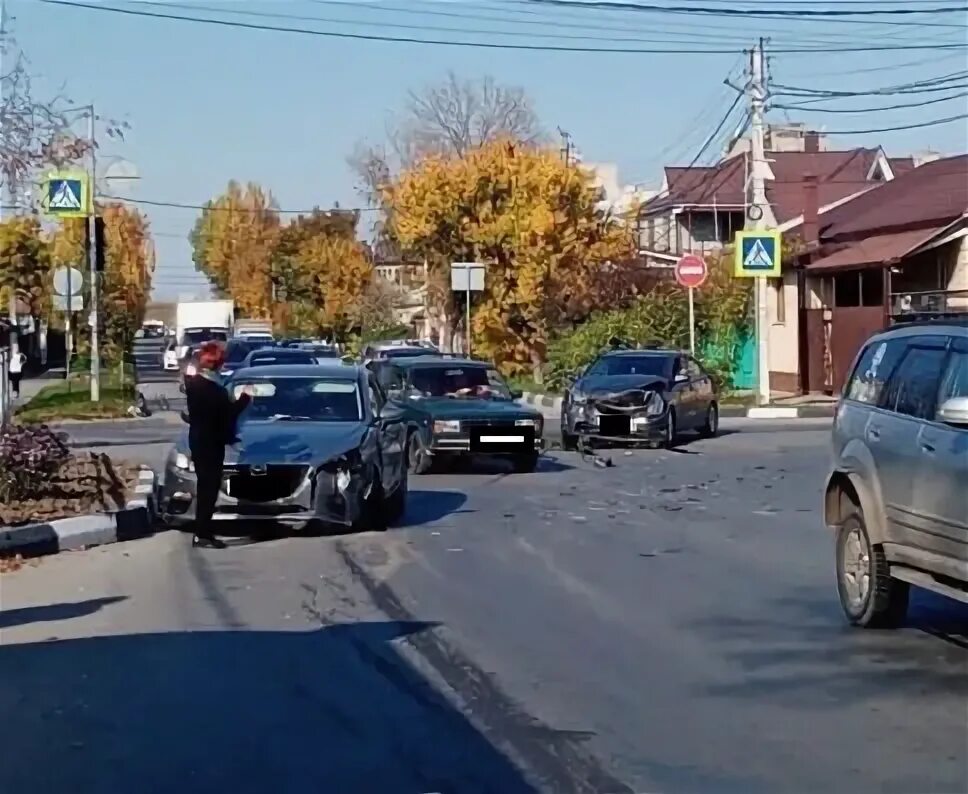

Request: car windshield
left=181, top=329, right=227, bottom=345
left=234, top=377, right=361, bottom=422
left=587, top=355, right=673, bottom=378
left=408, top=365, right=512, bottom=399
left=247, top=352, right=316, bottom=367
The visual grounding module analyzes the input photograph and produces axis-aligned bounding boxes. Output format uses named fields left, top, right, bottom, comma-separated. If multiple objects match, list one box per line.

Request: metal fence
left=0, top=347, right=10, bottom=426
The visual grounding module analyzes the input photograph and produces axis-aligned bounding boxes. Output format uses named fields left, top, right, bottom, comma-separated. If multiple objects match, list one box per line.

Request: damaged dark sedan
left=160, top=364, right=408, bottom=531
left=561, top=347, right=719, bottom=449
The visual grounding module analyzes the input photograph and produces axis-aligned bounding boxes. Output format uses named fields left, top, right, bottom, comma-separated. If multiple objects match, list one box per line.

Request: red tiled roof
left=815, top=154, right=968, bottom=240
left=889, top=157, right=916, bottom=177
left=804, top=227, right=947, bottom=273
left=643, top=148, right=883, bottom=222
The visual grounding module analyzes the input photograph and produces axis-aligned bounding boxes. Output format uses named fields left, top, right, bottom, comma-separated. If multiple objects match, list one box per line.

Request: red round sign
left=674, top=254, right=708, bottom=289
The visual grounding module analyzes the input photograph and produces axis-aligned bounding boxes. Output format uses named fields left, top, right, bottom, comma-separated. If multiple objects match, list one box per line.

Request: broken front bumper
left=160, top=461, right=371, bottom=526
left=564, top=402, right=669, bottom=443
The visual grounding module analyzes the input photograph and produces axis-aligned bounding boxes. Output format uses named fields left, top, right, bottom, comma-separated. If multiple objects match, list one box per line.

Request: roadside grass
left=17, top=368, right=136, bottom=423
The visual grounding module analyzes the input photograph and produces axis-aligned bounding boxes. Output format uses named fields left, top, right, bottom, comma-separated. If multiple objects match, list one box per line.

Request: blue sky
left=13, top=0, right=968, bottom=298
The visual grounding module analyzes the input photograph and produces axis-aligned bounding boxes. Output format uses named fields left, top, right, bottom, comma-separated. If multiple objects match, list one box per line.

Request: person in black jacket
left=184, top=341, right=251, bottom=548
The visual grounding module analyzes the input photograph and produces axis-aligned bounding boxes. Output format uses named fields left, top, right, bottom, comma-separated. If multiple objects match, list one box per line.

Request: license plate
left=599, top=415, right=631, bottom=435
left=469, top=426, right=534, bottom=453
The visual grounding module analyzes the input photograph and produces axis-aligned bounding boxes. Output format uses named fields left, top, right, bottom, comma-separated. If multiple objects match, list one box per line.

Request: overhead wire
left=41, top=1, right=968, bottom=53
left=818, top=112, right=968, bottom=134
left=773, top=91, right=968, bottom=113
left=97, top=194, right=378, bottom=214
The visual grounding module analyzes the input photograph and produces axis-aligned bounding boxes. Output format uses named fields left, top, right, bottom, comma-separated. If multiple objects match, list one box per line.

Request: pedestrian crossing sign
left=43, top=171, right=89, bottom=218
left=734, top=230, right=782, bottom=278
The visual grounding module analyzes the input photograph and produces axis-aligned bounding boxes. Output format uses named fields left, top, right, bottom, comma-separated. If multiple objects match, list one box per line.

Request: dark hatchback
left=368, top=356, right=544, bottom=473
left=561, top=347, right=719, bottom=448
left=161, top=363, right=408, bottom=530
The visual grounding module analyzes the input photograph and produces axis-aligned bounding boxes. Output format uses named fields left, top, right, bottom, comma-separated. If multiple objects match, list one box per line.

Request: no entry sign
left=675, top=254, right=708, bottom=289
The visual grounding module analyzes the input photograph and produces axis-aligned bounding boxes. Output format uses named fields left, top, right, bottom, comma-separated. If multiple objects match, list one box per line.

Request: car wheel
left=663, top=409, right=678, bottom=449
left=836, top=510, right=908, bottom=628
left=407, top=430, right=434, bottom=475
left=384, top=468, right=408, bottom=525
left=512, top=452, right=539, bottom=473
left=700, top=402, right=719, bottom=438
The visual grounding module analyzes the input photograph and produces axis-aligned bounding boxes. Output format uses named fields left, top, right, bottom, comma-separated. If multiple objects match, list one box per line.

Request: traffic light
left=84, top=217, right=106, bottom=272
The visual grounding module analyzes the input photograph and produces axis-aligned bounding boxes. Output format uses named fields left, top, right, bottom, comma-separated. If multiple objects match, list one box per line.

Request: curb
left=0, top=468, right=159, bottom=559
left=520, top=391, right=563, bottom=412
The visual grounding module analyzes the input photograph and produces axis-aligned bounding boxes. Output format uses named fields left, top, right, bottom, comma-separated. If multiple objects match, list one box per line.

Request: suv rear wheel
left=836, top=510, right=909, bottom=628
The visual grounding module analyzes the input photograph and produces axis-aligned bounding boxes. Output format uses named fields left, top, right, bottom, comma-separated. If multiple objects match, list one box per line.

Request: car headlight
left=336, top=469, right=352, bottom=492
left=173, top=452, right=195, bottom=472
left=433, top=420, right=461, bottom=433
left=515, top=417, right=543, bottom=434
left=646, top=393, right=665, bottom=417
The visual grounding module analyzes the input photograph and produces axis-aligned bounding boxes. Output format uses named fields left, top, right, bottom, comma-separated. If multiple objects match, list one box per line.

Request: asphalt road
left=2, top=425, right=965, bottom=794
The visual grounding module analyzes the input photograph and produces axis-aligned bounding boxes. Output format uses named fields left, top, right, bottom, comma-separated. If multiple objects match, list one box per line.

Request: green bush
left=545, top=285, right=689, bottom=391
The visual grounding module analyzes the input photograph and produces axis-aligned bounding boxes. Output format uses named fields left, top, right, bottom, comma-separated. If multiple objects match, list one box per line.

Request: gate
left=804, top=306, right=885, bottom=394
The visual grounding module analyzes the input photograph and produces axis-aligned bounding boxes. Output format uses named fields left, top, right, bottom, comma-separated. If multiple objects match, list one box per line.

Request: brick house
left=638, top=133, right=927, bottom=393
left=785, top=153, right=968, bottom=394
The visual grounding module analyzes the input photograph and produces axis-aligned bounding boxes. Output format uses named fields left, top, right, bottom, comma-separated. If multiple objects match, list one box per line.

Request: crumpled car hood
left=579, top=374, right=668, bottom=397
left=176, top=422, right=368, bottom=465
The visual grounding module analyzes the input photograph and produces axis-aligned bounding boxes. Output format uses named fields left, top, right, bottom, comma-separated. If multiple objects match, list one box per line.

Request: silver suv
left=824, top=320, right=968, bottom=627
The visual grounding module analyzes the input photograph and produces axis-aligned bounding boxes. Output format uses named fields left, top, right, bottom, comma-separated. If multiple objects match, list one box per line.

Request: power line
left=98, top=194, right=378, bottom=214
left=522, top=0, right=968, bottom=20
left=774, top=91, right=968, bottom=113
left=820, top=111, right=968, bottom=134
left=40, top=1, right=968, bottom=53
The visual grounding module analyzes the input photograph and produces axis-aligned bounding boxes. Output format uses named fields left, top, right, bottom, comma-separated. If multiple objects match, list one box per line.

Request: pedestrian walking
left=184, top=341, right=251, bottom=549
left=8, top=350, right=26, bottom=399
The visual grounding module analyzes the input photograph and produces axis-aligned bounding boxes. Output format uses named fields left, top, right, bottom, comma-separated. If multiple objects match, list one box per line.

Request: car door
left=686, top=356, right=713, bottom=427
left=874, top=336, right=949, bottom=552
left=669, top=356, right=697, bottom=427
left=913, top=338, right=968, bottom=564
left=368, top=374, right=406, bottom=493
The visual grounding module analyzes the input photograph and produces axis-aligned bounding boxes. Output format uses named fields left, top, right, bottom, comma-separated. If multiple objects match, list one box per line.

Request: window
left=882, top=346, right=948, bottom=420
left=587, top=355, right=674, bottom=378
left=860, top=271, right=884, bottom=307
left=367, top=377, right=384, bottom=414
left=844, top=339, right=906, bottom=404
left=833, top=272, right=861, bottom=307
left=937, top=348, right=968, bottom=406
left=773, top=279, right=786, bottom=324
left=379, top=366, right=405, bottom=392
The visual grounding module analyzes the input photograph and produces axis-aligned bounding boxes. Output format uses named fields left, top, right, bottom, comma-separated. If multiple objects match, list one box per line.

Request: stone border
left=0, top=468, right=159, bottom=558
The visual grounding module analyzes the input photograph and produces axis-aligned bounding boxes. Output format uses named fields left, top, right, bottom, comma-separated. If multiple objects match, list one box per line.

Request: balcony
left=890, top=288, right=968, bottom=323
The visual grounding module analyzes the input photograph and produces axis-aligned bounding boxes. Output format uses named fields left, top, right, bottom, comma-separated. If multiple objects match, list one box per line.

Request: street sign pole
left=451, top=262, right=485, bottom=357
left=688, top=287, right=696, bottom=355
left=675, top=253, right=708, bottom=357
left=465, top=278, right=471, bottom=357
left=749, top=40, right=771, bottom=407
left=87, top=107, right=100, bottom=402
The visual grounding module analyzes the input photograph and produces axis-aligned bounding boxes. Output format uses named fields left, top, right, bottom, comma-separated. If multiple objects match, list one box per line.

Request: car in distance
left=824, top=320, right=968, bottom=628
left=361, top=339, right=440, bottom=364
left=239, top=347, right=320, bottom=369
left=160, top=363, right=408, bottom=531
left=368, top=355, right=544, bottom=473
left=561, top=344, right=718, bottom=449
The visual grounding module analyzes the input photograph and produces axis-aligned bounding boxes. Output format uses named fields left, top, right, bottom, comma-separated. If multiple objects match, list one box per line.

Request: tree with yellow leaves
left=190, top=181, right=279, bottom=317
left=0, top=217, right=52, bottom=318
left=291, top=234, right=373, bottom=340
left=382, top=139, right=636, bottom=380
left=100, top=203, right=154, bottom=356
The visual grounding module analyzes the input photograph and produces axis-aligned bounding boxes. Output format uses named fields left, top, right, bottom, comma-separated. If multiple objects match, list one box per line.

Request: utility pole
left=558, top=127, right=572, bottom=167
left=1, top=0, right=18, bottom=376
left=748, top=38, right=771, bottom=407
left=87, top=107, right=100, bottom=401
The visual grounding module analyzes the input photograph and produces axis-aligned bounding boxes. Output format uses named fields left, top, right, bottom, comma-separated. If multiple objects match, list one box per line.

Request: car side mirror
left=510, top=388, right=523, bottom=400
left=937, top=396, right=968, bottom=427
left=180, top=409, right=190, bottom=424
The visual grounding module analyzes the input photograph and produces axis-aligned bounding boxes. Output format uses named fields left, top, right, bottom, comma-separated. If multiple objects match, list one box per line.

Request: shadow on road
left=688, top=588, right=968, bottom=706
left=0, top=596, right=127, bottom=630
left=0, top=621, right=539, bottom=794
left=405, top=489, right=471, bottom=526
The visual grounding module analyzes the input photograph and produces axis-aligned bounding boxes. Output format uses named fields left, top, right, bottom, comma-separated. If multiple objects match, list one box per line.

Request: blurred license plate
left=599, top=415, right=630, bottom=435
left=469, top=426, right=534, bottom=453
